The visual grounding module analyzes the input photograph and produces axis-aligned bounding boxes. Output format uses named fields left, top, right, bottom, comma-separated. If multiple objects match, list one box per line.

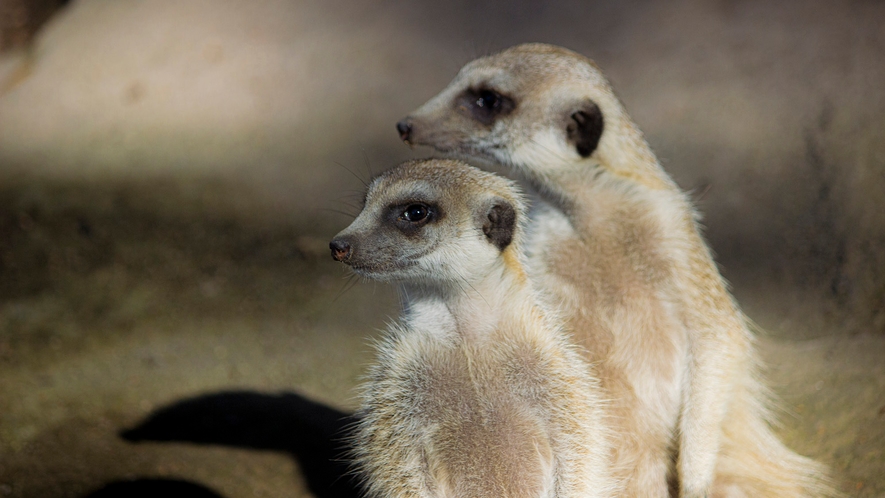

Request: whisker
left=333, top=273, right=362, bottom=303
left=334, top=190, right=368, bottom=200
left=361, top=149, right=376, bottom=179
left=527, top=136, right=571, bottom=164
left=334, top=161, right=370, bottom=188
left=341, top=200, right=363, bottom=212
left=451, top=266, right=490, bottom=309
left=693, top=183, right=713, bottom=202
left=320, top=207, right=359, bottom=219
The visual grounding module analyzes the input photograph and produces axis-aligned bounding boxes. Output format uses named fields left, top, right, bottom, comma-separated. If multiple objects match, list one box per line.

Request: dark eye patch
left=457, top=87, right=515, bottom=126
left=384, top=201, right=441, bottom=236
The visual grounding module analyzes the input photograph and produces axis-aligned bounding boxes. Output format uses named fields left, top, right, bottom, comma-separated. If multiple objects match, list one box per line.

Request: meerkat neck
left=515, top=117, right=681, bottom=225
left=400, top=252, right=535, bottom=341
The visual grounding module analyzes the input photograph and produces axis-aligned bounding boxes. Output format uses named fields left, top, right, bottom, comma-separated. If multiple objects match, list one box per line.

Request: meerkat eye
left=475, top=90, right=500, bottom=110
left=402, top=204, right=429, bottom=222
left=459, top=88, right=515, bottom=125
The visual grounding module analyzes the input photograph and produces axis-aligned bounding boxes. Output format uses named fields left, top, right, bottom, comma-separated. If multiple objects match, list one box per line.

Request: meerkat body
left=330, top=159, right=614, bottom=498
left=397, top=44, right=837, bottom=497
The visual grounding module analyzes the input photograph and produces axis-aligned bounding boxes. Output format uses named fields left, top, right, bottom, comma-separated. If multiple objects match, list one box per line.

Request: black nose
left=396, top=119, right=412, bottom=142
left=329, top=238, right=352, bottom=262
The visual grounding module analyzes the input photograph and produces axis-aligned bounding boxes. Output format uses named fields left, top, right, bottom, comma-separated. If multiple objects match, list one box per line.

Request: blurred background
left=0, top=0, right=883, bottom=496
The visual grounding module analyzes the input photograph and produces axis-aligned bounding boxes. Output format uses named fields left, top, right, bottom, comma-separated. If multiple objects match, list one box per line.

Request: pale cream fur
left=332, top=159, right=615, bottom=497
left=399, top=44, right=839, bottom=497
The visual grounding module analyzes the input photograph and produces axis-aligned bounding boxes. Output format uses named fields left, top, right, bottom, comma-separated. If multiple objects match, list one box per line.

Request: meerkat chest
left=413, top=343, right=555, bottom=417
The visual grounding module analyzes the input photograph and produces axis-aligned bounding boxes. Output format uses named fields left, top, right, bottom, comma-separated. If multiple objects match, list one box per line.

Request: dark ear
left=566, top=101, right=604, bottom=158
left=482, top=201, right=516, bottom=251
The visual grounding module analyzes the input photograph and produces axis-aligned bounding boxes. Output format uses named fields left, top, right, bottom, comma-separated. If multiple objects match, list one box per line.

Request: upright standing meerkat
left=396, top=44, right=837, bottom=497
left=330, top=159, right=615, bottom=498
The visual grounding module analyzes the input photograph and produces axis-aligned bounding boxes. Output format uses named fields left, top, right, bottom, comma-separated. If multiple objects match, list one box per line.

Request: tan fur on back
left=400, top=44, right=840, bottom=497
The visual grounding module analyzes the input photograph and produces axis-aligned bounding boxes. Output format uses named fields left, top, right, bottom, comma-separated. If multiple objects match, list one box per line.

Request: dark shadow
left=121, top=391, right=363, bottom=498
left=84, top=478, right=224, bottom=498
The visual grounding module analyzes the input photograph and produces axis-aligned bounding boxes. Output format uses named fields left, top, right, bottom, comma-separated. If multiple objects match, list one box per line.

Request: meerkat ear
left=566, top=100, right=604, bottom=158
left=482, top=201, right=516, bottom=251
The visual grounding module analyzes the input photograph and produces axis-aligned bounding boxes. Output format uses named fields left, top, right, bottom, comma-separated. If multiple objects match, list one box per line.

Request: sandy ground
left=0, top=180, right=396, bottom=497
left=0, top=180, right=881, bottom=497
left=0, top=180, right=882, bottom=497
left=1, top=0, right=883, bottom=497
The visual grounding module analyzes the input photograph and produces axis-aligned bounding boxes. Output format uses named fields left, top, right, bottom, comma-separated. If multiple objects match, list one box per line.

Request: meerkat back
left=396, top=45, right=839, bottom=497
left=331, top=159, right=614, bottom=498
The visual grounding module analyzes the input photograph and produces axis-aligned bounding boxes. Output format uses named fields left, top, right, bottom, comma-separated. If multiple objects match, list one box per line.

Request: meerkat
left=330, top=158, right=615, bottom=498
left=395, top=44, right=838, bottom=497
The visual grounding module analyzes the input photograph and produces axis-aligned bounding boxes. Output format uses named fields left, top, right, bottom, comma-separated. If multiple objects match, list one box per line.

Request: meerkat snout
left=396, top=119, right=412, bottom=143
left=329, top=238, right=352, bottom=262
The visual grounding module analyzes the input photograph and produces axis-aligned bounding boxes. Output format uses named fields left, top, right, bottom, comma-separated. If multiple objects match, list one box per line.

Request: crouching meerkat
left=330, top=159, right=615, bottom=498
left=396, top=44, right=837, bottom=497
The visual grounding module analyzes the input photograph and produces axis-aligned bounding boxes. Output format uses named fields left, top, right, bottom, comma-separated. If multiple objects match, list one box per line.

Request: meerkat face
left=330, top=159, right=522, bottom=285
left=397, top=43, right=620, bottom=177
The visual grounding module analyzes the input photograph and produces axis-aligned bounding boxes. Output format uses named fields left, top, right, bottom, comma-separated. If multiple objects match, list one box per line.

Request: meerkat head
left=396, top=43, right=640, bottom=182
left=329, top=159, right=525, bottom=286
